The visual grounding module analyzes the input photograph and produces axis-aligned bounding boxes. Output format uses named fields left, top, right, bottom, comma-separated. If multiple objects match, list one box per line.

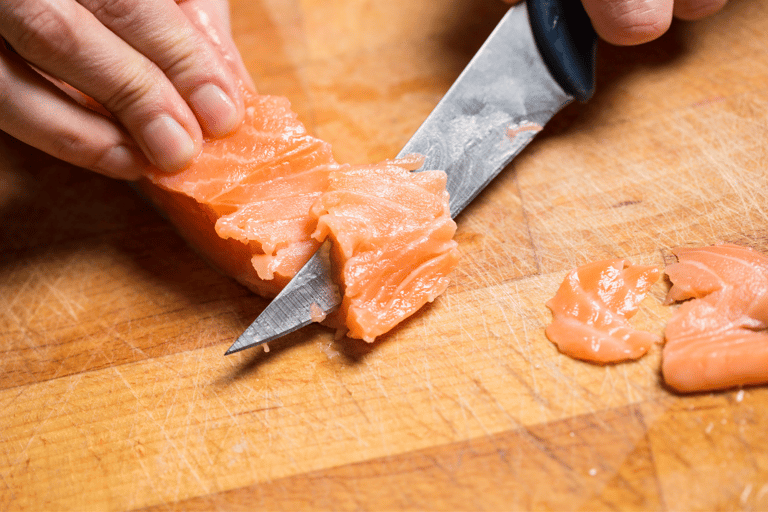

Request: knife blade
left=226, top=0, right=597, bottom=355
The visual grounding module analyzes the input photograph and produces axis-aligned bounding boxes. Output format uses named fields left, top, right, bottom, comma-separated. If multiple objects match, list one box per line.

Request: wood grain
left=2, top=0, right=768, bottom=509
left=143, top=404, right=663, bottom=511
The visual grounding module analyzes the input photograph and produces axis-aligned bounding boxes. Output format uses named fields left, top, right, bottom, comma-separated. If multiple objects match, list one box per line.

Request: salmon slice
left=311, top=162, right=460, bottom=342
left=662, top=244, right=768, bottom=392
left=545, top=259, right=661, bottom=363
left=139, top=89, right=459, bottom=340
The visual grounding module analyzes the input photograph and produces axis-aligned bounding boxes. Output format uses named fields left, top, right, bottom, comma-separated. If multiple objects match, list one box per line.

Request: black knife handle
left=527, top=0, right=598, bottom=102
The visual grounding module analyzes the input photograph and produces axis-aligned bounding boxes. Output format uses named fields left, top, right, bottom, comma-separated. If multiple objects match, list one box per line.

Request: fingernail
left=142, top=116, right=196, bottom=172
left=95, top=145, right=147, bottom=179
left=189, top=83, right=239, bottom=137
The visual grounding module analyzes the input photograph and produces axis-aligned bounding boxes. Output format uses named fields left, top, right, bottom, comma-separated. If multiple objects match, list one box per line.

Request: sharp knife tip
left=225, top=328, right=279, bottom=355
left=224, top=334, right=256, bottom=356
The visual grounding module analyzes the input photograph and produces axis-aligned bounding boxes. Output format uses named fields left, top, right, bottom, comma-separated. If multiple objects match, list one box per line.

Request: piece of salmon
left=140, top=92, right=336, bottom=297
left=139, top=89, right=459, bottom=341
left=311, top=158, right=460, bottom=342
left=545, top=259, right=661, bottom=363
left=662, top=244, right=768, bottom=392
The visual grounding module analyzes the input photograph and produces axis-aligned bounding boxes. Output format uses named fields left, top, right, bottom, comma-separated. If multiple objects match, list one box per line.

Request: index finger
left=178, top=0, right=256, bottom=92
left=79, top=0, right=245, bottom=138
left=0, top=0, right=202, bottom=172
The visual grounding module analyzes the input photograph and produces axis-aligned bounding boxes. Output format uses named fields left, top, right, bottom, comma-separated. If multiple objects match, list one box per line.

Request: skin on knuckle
left=167, top=51, right=220, bottom=92
left=50, top=130, right=99, bottom=168
left=100, top=59, right=162, bottom=119
left=84, top=0, right=139, bottom=32
left=11, top=1, right=80, bottom=64
left=156, top=27, right=223, bottom=89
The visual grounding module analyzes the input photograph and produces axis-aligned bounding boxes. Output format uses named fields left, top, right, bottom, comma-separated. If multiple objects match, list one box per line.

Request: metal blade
left=397, top=2, right=572, bottom=217
left=227, top=2, right=572, bottom=354
left=225, top=240, right=340, bottom=354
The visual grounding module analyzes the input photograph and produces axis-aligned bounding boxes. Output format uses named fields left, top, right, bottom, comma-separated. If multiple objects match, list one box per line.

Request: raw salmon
left=662, top=244, right=768, bottom=392
left=545, top=259, right=660, bottom=363
left=141, top=92, right=337, bottom=297
left=140, top=88, right=459, bottom=341
left=311, top=158, right=460, bottom=342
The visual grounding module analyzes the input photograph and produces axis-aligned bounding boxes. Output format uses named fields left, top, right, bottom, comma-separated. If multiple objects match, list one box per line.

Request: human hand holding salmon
left=0, top=0, right=254, bottom=179
left=506, top=0, right=726, bottom=45
left=0, top=0, right=726, bottom=182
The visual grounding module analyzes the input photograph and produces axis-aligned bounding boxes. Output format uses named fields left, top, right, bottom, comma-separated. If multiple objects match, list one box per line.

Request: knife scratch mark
left=497, top=283, right=543, bottom=403
left=421, top=359, right=458, bottom=436
left=755, top=483, right=768, bottom=502
left=190, top=349, right=210, bottom=466
left=133, top=454, right=168, bottom=510
left=112, top=364, right=212, bottom=497
left=11, top=373, right=83, bottom=469
left=598, top=366, right=617, bottom=407
left=111, top=327, right=149, bottom=359
left=340, top=380, right=372, bottom=426
left=3, top=266, right=37, bottom=315
left=472, top=377, right=521, bottom=428
left=449, top=386, right=471, bottom=439
left=621, top=364, right=635, bottom=403
left=515, top=175, right=543, bottom=276
left=0, top=470, right=17, bottom=507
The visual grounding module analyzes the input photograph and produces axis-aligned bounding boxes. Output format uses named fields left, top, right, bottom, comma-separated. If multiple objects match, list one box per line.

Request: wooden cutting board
left=2, top=0, right=768, bottom=509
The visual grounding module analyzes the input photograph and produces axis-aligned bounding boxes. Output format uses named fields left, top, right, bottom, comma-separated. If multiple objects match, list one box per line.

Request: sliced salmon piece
left=139, top=89, right=459, bottom=340
left=545, top=259, right=661, bottom=363
left=662, top=244, right=768, bottom=392
left=311, top=161, right=460, bottom=342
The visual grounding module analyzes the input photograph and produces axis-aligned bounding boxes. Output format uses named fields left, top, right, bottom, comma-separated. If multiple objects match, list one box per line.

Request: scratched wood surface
left=2, top=0, right=768, bottom=510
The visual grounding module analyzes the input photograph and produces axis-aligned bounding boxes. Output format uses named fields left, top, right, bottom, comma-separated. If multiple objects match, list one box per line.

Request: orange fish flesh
left=140, top=89, right=459, bottom=341
left=545, top=259, right=660, bottom=363
left=662, top=244, right=768, bottom=392
left=311, top=158, right=460, bottom=342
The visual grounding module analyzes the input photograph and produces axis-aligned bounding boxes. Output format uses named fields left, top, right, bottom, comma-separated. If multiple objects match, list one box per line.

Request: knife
left=226, top=0, right=597, bottom=355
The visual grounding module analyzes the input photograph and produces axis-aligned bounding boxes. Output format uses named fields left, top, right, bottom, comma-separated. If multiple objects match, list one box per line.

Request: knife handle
left=527, top=0, right=598, bottom=102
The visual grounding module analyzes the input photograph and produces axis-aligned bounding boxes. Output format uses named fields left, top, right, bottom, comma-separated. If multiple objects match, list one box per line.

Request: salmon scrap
left=662, top=244, right=768, bottom=392
left=311, top=158, right=459, bottom=342
left=545, top=259, right=661, bottom=363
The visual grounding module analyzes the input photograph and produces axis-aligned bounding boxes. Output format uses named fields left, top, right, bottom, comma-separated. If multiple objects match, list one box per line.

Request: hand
left=504, top=0, right=727, bottom=46
left=0, top=0, right=255, bottom=179
left=581, top=0, right=727, bottom=45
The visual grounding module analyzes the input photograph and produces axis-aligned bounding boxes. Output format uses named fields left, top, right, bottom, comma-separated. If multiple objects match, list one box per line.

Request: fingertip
left=178, top=0, right=257, bottom=93
left=93, top=145, right=149, bottom=180
left=189, top=83, right=242, bottom=138
left=582, top=0, right=674, bottom=45
left=673, top=0, right=727, bottom=20
left=141, top=115, right=200, bottom=173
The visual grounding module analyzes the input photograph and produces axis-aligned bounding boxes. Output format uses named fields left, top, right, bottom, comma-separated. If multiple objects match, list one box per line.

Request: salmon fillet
left=545, top=259, right=660, bottom=363
left=139, top=89, right=459, bottom=341
left=662, top=244, right=768, bottom=392
left=140, top=93, right=335, bottom=297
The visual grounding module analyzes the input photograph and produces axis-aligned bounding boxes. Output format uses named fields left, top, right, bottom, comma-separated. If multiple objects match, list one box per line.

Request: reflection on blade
left=225, top=240, right=340, bottom=355
left=227, top=2, right=572, bottom=355
left=399, top=3, right=572, bottom=216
